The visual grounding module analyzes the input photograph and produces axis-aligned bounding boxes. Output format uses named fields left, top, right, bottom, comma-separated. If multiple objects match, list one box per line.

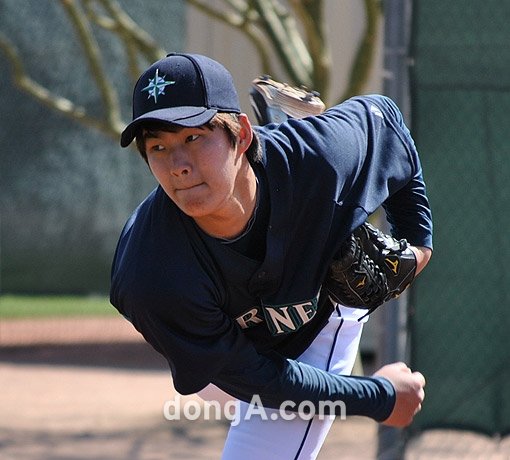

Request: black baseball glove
left=324, top=222, right=417, bottom=313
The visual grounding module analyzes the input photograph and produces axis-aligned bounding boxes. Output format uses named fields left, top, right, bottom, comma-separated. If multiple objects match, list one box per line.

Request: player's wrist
left=410, top=246, right=432, bottom=276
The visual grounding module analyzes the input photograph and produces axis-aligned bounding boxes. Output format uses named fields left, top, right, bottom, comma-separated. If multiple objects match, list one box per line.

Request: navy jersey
left=110, top=95, right=433, bottom=421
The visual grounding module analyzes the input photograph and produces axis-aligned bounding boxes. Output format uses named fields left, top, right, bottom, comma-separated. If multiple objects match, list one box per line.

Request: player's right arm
left=111, top=278, right=421, bottom=427
left=213, top=348, right=424, bottom=427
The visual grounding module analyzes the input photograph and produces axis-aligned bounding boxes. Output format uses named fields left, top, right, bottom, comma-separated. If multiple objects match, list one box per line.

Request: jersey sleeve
left=116, top=288, right=395, bottom=422
left=341, top=95, right=433, bottom=248
left=272, top=94, right=433, bottom=250
left=368, top=96, right=433, bottom=248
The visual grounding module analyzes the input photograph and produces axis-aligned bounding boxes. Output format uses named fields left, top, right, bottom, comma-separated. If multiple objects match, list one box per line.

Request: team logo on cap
left=142, top=68, right=175, bottom=103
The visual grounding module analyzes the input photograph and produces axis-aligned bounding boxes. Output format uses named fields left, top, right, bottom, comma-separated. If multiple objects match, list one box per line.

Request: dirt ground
left=1, top=317, right=508, bottom=460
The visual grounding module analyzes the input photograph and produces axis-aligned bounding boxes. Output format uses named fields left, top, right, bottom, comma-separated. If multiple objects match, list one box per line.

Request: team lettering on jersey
left=235, top=296, right=319, bottom=336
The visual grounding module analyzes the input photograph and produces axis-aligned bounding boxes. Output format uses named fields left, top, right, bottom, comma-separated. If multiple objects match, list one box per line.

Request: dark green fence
left=409, top=0, right=510, bottom=436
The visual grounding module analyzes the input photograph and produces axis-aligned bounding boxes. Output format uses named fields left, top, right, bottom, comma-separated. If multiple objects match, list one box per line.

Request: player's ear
left=237, top=113, right=253, bottom=154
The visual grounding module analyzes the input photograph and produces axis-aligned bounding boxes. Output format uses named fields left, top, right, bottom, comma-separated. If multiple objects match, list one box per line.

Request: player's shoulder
left=328, top=93, right=396, bottom=112
left=111, top=186, right=216, bottom=307
left=327, top=94, right=404, bottom=124
left=113, top=186, right=189, bottom=270
left=121, top=186, right=174, bottom=232
left=121, top=187, right=159, bottom=232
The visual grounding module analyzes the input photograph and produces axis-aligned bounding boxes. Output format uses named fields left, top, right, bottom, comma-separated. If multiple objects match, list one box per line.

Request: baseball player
left=111, top=53, right=432, bottom=459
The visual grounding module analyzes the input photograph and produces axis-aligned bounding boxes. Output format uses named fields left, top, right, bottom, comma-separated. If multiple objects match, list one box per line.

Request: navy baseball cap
left=120, top=53, right=241, bottom=147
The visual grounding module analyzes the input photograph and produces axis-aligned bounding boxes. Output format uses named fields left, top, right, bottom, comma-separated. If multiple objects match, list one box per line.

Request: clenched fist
left=374, top=362, right=426, bottom=427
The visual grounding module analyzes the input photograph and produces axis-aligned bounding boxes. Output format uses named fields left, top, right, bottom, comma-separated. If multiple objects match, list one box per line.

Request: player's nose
left=169, top=147, right=192, bottom=177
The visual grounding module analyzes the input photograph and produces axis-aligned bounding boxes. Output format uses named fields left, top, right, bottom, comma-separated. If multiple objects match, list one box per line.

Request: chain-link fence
left=407, top=0, right=510, bottom=450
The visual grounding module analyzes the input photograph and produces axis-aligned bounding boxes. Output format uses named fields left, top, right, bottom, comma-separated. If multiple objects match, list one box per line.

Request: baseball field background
left=1, top=0, right=509, bottom=459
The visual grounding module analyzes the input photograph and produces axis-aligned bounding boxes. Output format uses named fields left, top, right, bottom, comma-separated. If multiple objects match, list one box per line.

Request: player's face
left=144, top=116, right=254, bottom=235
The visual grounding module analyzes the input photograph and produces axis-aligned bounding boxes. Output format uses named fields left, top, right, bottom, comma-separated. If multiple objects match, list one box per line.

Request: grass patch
left=0, top=295, right=116, bottom=319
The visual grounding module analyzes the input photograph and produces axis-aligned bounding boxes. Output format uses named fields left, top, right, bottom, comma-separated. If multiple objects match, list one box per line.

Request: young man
left=111, top=52, right=432, bottom=459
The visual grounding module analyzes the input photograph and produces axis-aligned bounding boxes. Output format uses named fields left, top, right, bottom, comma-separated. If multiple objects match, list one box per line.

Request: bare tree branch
left=250, top=0, right=313, bottom=86
left=91, top=0, right=166, bottom=63
left=186, top=0, right=274, bottom=76
left=81, top=0, right=166, bottom=83
left=241, top=25, right=274, bottom=76
left=83, top=0, right=143, bottom=82
left=223, top=0, right=250, bottom=15
left=340, top=0, right=381, bottom=102
left=0, top=0, right=380, bottom=143
left=288, top=0, right=330, bottom=99
left=60, top=0, right=123, bottom=133
left=186, top=0, right=246, bottom=26
left=83, top=0, right=117, bottom=30
left=187, top=0, right=313, bottom=84
left=0, top=32, right=118, bottom=138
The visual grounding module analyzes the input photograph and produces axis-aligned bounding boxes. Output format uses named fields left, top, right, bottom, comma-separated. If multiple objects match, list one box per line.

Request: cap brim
left=120, top=107, right=217, bottom=147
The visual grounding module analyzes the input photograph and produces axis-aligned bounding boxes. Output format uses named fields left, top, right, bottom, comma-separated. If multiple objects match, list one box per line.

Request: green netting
left=409, top=0, right=510, bottom=436
left=0, top=0, right=184, bottom=294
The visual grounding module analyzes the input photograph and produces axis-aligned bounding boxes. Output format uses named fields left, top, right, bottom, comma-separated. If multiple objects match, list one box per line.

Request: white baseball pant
left=198, top=304, right=368, bottom=460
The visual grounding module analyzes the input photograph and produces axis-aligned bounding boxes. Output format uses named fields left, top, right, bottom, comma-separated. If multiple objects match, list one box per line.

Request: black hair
left=134, top=113, right=262, bottom=164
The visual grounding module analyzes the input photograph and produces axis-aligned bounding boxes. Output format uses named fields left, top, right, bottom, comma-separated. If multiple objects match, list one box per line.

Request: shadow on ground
left=0, top=342, right=168, bottom=370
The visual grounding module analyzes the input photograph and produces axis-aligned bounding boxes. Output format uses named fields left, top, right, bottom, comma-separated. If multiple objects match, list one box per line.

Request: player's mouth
left=176, top=182, right=206, bottom=192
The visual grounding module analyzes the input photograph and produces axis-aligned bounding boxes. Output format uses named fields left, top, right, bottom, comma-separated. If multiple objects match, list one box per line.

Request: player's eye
left=185, top=134, right=200, bottom=143
left=147, top=144, right=165, bottom=153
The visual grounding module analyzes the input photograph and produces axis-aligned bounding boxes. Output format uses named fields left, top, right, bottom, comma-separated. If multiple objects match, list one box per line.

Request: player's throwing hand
left=373, top=362, right=426, bottom=427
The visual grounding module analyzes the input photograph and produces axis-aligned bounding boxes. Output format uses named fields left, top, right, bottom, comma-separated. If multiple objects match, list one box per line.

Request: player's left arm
left=375, top=94, right=433, bottom=251
left=375, top=95, right=433, bottom=287
left=324, top=95, right=433, bottom=310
